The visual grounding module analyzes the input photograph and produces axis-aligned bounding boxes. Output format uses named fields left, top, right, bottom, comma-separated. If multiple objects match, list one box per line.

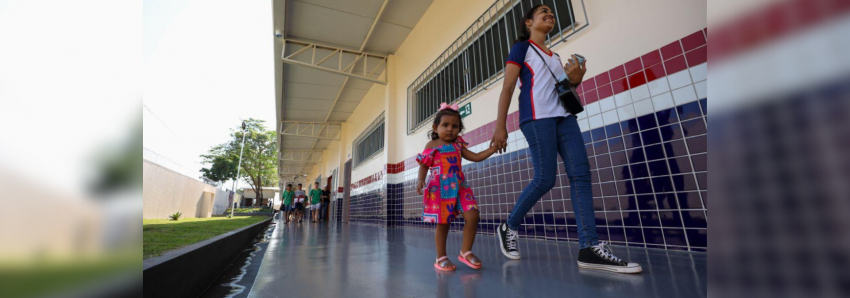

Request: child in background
left=294, top=183, right=307, bottom=224
left=417, top=103, right=498, bottom=271
left=309, top=182, right=323, bottom=223
left=280, top=184, right=294, bottom=224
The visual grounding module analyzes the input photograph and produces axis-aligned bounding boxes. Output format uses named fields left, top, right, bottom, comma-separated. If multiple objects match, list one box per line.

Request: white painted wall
left=344, top=83, right=388, bottom=182
left=143, top=160, right=218, bottom=219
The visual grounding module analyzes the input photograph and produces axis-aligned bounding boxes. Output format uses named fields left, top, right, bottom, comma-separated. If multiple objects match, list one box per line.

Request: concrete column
left=385, top=55, right=397, bottom=164
left=383, top=55, right=397, bottom=226
left=338, top=123, right=351, bottom=222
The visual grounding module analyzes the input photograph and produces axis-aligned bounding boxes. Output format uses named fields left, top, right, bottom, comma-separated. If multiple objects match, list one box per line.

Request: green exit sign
left=459, top=103, right=472, bottom=118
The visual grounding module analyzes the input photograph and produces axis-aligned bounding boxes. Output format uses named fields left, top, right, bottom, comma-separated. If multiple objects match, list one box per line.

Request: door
left=343, top=159, right=352, bottom=222
left=324, top=175, right=333, bottom=221
left=330, top=168, right=339, bottom=222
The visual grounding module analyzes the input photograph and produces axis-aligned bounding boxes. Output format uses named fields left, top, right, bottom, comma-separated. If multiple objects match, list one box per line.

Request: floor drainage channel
left=198, top=220, right=276, bottom=298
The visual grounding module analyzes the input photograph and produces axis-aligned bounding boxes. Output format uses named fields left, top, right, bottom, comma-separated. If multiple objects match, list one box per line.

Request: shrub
left=169, top=212, right=182, bottom=221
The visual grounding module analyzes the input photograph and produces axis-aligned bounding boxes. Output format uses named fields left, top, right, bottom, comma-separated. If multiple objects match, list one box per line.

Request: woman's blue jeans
left=507, top=115, right=599, bottom=249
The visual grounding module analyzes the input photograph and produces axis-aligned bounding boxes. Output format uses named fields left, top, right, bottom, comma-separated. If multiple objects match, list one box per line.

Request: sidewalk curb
left=143, top=217, right=272, bottom=298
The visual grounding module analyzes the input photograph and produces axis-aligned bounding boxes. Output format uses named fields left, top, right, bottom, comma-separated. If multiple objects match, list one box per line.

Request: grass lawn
left=0, top=251, right=139, bottom=298
left=224, top=207, right=273, bottom=213
left=143, top=216, right=269, bottom=259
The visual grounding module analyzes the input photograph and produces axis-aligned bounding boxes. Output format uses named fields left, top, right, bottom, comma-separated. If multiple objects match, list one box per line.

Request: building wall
left=143, top=160, right=219, bottom=219
left=339, top=82, right=389, bottom=224
left=308, top=0, right=707, bottom=250
left=240, top=188, right=278, bottom=207
left=391, top=0, right=707, bottom=159
left=212, top=188, right=234, bottom=214
left=321, top=139, right=341, bottom=182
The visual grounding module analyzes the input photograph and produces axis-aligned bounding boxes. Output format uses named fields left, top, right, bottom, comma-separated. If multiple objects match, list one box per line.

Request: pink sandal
left=434, top=256, right=456, bottom=272
left=458, top=251, right=482, bottom=269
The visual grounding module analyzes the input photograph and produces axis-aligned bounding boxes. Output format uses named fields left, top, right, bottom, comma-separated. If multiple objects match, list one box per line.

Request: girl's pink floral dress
left=416, top=137, right=478, bottom=224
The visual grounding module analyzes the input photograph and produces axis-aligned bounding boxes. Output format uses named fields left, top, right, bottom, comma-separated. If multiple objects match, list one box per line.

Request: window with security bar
left=354, top=115, right=385, bottom=168
left=407, top=0, right=589, bottom=134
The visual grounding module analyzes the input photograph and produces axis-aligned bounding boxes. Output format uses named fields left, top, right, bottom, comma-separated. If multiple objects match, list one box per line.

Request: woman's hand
left=491, top=126, right=508, bottom=154
left=564, top=54, right=587, bottom=86
left=417, top=180, right=425, bottom=195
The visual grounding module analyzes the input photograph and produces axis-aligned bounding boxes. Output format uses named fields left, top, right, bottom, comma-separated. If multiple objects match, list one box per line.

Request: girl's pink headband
left=439, top=102, right=459, bottom=111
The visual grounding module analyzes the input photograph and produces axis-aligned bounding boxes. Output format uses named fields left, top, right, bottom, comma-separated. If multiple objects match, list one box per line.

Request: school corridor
left=247, top=221, right=706, bottom=298
left=269, top=0, right=707, bottom=296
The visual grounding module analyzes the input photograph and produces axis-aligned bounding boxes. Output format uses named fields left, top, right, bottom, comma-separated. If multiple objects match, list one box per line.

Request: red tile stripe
left=350, top=169, right=387, bottom=190
left=580, top=29, right=708, bottom=105
left=710, top=0, right=850, bottom=61
left=386, top=29, right=709, bottom=168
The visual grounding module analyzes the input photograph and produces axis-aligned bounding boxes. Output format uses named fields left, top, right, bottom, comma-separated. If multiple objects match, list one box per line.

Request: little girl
left=417, top=103, right=497, bottom=271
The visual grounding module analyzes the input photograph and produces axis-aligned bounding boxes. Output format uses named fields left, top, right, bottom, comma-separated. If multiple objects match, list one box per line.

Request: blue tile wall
left=335, top=199, right=343, bottom=223
left=385, top=98, right=708, bottom=251
left=349, top=176, right=387, bottom=225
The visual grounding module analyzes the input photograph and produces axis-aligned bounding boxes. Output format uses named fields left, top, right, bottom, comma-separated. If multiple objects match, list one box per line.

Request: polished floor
left=247, top=219, right=706, bottom=298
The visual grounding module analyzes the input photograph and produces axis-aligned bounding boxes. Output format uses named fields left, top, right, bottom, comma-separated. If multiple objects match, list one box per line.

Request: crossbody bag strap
left=528, top=45, right=560, bottom=82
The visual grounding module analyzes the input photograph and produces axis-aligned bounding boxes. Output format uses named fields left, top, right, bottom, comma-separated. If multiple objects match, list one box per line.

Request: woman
left=491, top=4, right=641, bottom=273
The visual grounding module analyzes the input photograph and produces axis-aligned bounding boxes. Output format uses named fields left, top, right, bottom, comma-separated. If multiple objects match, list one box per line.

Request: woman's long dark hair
left=513, top=4, right=545, bottom=44
left=427, top=108, right=465, bottom=140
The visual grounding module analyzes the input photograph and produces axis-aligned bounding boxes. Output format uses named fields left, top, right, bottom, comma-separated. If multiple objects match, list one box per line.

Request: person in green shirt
left=280, top=184, right=294, bottom=224
left=309, top=182, right=324, bottom=223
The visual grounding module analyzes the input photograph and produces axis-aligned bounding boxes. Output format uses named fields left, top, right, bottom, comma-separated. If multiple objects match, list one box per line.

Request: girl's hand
left=491, top=126, right=508, bottom=154
left=564, top=55, right=587, bottom=86
left=417, top=180, right=425, bottom=195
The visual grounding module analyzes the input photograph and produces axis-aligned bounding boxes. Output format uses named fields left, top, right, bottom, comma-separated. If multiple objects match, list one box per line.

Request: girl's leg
left=434, top=223, right=456, bottom=270
left=461, top=209, right=479, bottom=253
left=555, top=116, right=599, bottom=249
left=435, top=223, right=456, bottom=269
left=435, top=223, right=450, bottom=257
left=506, top=118, right=559, bottom=230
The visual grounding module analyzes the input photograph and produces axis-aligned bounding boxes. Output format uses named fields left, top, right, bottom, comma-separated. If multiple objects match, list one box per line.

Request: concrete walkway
left=247, top=220, right=706, bottom=298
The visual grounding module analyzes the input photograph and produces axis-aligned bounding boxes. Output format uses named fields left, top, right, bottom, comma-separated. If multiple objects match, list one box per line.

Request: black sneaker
left=577, top=242, right=642, bottom=273
left=497, top=223, right=521, bottom=259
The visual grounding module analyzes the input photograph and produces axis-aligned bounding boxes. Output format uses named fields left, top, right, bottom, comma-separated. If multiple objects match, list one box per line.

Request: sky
left=143, top=0, right=276, bottom=189
left=0, top=0, right=141, bottom=195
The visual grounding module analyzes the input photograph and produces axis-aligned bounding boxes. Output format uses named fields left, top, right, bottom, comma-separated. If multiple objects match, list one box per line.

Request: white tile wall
left=617, top=104, right=636, bottom=121
left=652, top=92, right=675, bottom=111
left=630, top=84, right=651, bottom=101
left=667, top=69, right=692, bottom=90
left=602, top=110, right=620, bottom=126
left=694, top=80, right=707, bottom=99
left=615, top=91, right=633, bottom=107
left=599, top=96, right=616, bottom=112
left=633, top=98, right=655, bottom=116
left=585, top=101, right=601, bottom=116
left=517, top=135, right=529, bottom=150
left=648, top=78, right=671, bottom=96
left=589, top=114, right=604, bottom=129
left=393, top=63, right=707, bottom=184
left=672, top=85, right=698, bottom=105
left=690, top=63, right=707, bottom=82
left=577, top=117, right=590, bottom=131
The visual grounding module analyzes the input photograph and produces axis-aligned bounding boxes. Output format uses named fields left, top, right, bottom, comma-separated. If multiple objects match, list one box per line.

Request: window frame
left=353, top=113, right=386, bottom=169
left=406, top=0, right=588, bottom=135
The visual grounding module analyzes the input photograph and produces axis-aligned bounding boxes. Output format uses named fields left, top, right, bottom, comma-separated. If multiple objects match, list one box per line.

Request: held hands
left=564, top=54, right=587, bottom=86
left=490, top=126, right=508, bottom=154
left=417, top=180, right=425, bottom=195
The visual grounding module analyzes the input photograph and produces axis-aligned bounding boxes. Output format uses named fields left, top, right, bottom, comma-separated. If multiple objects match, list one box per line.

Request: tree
left=91, top=122, right=143, bottom=196
left=201, top=119, right=278, bottom=204
left=200, top=155, right=237, bottom=185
